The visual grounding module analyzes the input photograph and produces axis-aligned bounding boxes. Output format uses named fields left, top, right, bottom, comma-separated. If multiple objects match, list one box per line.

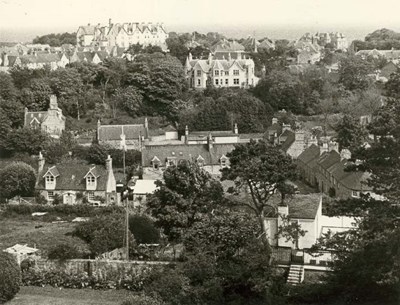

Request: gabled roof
left=43, top=166, right=60, bottom=178
left=98, top=124, right=147, bottom=141
left=279, top=130, right=296, bottom=152
left=142, top=143, right=235, bottom=166
left=37, top=164, right=109, bottom=191
left=298, top=144, right=320, bottom=165
left=78, top=25, right=96, bottom=35
left=211, top=39, right=245, bottom=53
left=84, top=166, right=101, bottom=178
left=24, top=111, right=47, bottom=126
left=318, top=150, right=340, bottom=170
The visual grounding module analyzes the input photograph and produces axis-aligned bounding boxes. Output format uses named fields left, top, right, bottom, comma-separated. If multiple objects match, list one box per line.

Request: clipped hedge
left=0, top=252, right=21, bottom=304
left=121, top=294, right=165, bottom=305
left=1, top=204, right=124, bottom=218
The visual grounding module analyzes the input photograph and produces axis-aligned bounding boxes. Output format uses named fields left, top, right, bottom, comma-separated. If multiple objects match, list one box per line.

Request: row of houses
left=297, top=143, right=382, bottom=200
left=76, top=19, right=168, bottom=50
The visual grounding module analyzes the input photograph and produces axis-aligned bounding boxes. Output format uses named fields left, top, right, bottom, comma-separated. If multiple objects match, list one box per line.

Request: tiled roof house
left=36, top=152, right=118, bottom=205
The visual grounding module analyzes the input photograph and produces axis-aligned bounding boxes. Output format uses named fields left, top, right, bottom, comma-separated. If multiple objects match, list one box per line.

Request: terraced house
left=297, top=143, right=382, bottom=199
left=76, top=19, right=168, bottom=50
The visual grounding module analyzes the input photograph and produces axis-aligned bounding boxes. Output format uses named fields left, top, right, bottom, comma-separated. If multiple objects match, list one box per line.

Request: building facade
left=24, top=95, right=65, bottom=138
left=36, top=153, right=118, bottom=205
left=76, top=20, right=168, bottom=50
left=185, top=52, right=259, bottom=89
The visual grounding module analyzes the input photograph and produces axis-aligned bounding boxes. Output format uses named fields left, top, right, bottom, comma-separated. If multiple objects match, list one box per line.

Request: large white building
left=76, top=19, right=168, bottom=50
left=184, top=39, right=259, bottom=89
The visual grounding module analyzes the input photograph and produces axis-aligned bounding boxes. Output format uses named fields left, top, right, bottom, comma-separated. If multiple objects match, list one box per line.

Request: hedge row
left=1, top=204, right=125, bottom=217
left=22, top=267, right=152, bottom=291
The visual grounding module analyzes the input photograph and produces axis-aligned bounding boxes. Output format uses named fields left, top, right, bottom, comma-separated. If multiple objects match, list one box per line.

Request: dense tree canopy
left=32, top=32, right=76, bottom=46
left=147, top=162, right=224, bottom=242
left=0, top=162, right=36, bottom=199
left=221, top=140, right=297, bottom=249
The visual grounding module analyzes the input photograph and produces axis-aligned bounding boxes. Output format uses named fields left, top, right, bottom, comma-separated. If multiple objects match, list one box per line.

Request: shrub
left=121, top=294, right=165, bottom=305
left=48, top=244, right=82, bottom=260
left=22, top=266, right=153, bottom=291
left=0, top=252, right=21, bottom=303
left=129, top=215, right=160, bottom=244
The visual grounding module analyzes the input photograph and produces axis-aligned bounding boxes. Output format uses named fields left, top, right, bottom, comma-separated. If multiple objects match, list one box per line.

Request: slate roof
left=211, top=39, right=245, bottom=53
left=286, top=194, right=321, bottom=219
left=318, top=150, right=341, bottom=170
left=329, top=159, right=372, bottom=191
left=98, top=124, right=147, bottom=141
left=298, top=144, right=320, bottom=165
left=24, top=111, right=47, bottom=126
left=279, top=130, right=296, bottom=152
left=37, top=164, right=109, bottom=191
left=142, top=143, right=235, bottom=166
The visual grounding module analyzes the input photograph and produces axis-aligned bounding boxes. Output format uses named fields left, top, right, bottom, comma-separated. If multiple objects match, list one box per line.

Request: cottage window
left=233, top=79, right=239, bottom=85
left=215, top=79, right=219, bottom=85
left=46, top=175, right=54, bottom=182
left=225, top=71, right=229, bottom=76
left=233, top=70, right=239, bottom=76
left=197, top=79, right=201, bottom=86
left=214, top=70, right=219, bottom=76
left=87, top=176, right=96, bottom=186
left=225, top=79, right=229, bottom=85
left=47, top=191, right=54, bottom=200
left=197, top=70, right=201, bottom=77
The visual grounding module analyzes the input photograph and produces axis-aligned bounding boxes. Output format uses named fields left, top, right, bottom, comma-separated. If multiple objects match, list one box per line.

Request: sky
left=1, top=0, right=400, bottom=41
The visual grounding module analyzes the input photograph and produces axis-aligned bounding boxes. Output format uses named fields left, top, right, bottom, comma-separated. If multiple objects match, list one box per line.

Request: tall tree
left=335, top=114, right=368, bottom=152
left=338, top=55, right=373, bottom=91
left=221, top=140, right=297, bottom=250
left=147, top=162, right=224, bottom=242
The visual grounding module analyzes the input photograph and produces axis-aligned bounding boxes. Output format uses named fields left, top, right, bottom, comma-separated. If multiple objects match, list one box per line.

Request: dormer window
left=87, top=176, right=96, bottom=186
left=151, top=156, right=161, bottom=170
left=220, top=155, right=229, bottom=168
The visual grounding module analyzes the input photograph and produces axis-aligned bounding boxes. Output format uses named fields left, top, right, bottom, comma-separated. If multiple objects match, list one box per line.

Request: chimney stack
left=320, top=142, right=329, bottom=155
left=105, top=155, right=112, bottom=171
left=207, top=133, right=213, bottom=150
left=234, top=123, right=238, bottom=134
left=272, top=117, right=278, bottom=125
left=38, top=151, right=45, bottom=175
left=340, top=149, right=351, bottom=160
left=144, top=117, right=149, bottom=139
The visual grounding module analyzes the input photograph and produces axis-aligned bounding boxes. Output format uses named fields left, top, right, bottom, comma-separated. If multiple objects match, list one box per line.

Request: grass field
left=0, top=216, right=88, bottom=254
left=7, top=286, right=132, bottom=305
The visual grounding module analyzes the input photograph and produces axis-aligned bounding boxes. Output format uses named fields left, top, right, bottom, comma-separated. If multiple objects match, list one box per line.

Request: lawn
left=7, top=286, right=132, bottom=305
left=0, top=217, right=88, bottom=254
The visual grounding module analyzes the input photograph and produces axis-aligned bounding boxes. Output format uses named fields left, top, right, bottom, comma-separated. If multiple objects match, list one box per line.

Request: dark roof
left=267, top=122, right=281, bottom=135
left=24, top=111, right=47, bottom=126
left=98, top=124, right=146, bottom=141
left=37, top=164, right=109, bottom=191
left=142, top=143, right=235, bottom=166
left=297, top=144, right=320, bottom=164
left=329, top=159, right=372, bottom=191
left=287, top=194, right=321, bottom=219
left=318, top=150, right=340, bottom=170
left=280, top=130, right=295, bottom=152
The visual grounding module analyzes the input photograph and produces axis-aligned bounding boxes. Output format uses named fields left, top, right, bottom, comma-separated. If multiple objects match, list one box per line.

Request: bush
left=48, top=244, right=82, bottom=260
left=129, top=215, right=160, bottom=244
left=3, top=204, right=124, bottom=218
left=120, top=294, right=165, bottom=305
left=0, top=252, right=21, bottom=303
left=22, top=266, right=152, bottom=291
